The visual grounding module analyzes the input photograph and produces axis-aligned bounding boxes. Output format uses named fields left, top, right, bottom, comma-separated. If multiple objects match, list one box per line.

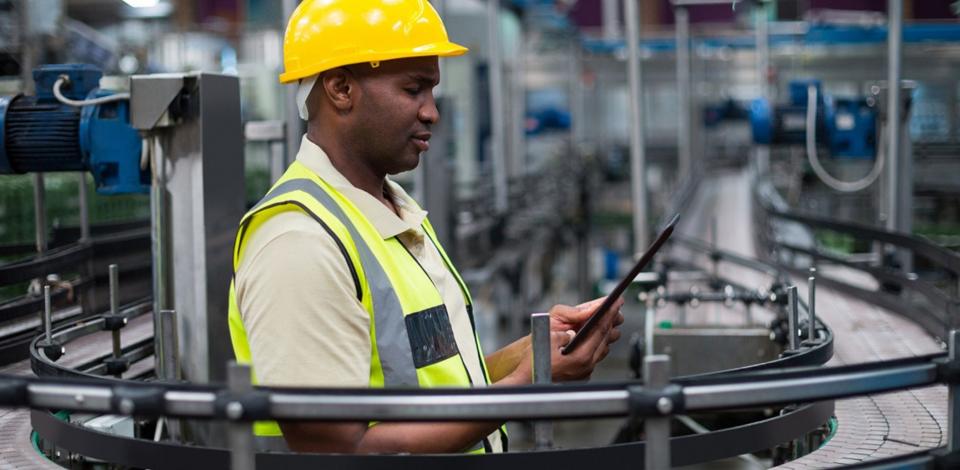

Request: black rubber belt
left=32, top=401, right=833, bottom=470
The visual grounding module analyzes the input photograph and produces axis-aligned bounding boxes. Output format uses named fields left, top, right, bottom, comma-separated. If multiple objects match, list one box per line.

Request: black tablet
left=561, top=214, right=679, bottom=355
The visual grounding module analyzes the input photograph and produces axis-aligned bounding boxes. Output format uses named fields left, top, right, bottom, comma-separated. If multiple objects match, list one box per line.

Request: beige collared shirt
left=235, top=136, right=502, bottom=451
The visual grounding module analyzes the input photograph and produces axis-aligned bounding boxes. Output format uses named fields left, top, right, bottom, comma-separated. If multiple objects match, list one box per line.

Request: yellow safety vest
left=227, top=161, right=507, bottom=453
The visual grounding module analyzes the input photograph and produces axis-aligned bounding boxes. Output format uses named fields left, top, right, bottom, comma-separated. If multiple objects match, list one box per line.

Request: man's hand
left=505, top=296, right=625, bottom=384
left=549, top=296, right=625, bottom=344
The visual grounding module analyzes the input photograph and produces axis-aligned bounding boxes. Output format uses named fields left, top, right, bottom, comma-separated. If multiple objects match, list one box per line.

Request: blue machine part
left=749, top=79, right=877, bottom=160
left=703, top=99, right=749, bottom=128
left=0, top=64, right=146, bottom=194
left=788, top=79, right=823, bottom=107
left=749, top=97, right=774, bottom=145
left=824, top=98, right=877, bottom=159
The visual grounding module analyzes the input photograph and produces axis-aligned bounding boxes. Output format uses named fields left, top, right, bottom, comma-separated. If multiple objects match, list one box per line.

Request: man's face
left=347, top=56, right=440, bottom=175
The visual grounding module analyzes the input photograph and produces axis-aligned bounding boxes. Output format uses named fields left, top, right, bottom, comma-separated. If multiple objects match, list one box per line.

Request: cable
left=52, top=76, right=130, bottom=107
left=805, top=84, right=885, bottom=193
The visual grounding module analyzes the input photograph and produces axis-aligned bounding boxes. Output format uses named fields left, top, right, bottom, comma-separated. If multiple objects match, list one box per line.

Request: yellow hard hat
left=279, top=0, right=468, bottom=84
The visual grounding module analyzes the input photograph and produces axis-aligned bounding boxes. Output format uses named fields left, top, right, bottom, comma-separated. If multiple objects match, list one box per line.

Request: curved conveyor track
left=680, top=168, right=947, bottom=468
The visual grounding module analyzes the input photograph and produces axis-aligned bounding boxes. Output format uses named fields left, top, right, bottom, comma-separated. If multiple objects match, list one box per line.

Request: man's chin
left=387, top=153, right=421, bottom=175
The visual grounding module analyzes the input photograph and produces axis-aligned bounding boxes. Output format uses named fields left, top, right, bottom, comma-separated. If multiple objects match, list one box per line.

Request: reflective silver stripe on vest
left=254, top=179, right=419, bottom=387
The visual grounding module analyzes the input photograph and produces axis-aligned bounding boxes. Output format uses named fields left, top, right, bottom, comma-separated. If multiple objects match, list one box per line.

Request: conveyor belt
left=681, top=168, right=947, bottom=468
left=0, top=312, right=154, bottom=469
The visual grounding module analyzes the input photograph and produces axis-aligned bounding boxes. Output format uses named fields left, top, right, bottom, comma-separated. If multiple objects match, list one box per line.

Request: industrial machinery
left=0, top=64, right=145, bottom=194
left=750, top=79, right=893, bottom=197
left=750, top=79, right=878, bottom=160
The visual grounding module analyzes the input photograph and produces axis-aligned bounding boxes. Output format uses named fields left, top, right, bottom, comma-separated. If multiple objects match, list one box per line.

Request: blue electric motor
left=0, top=64, right=146, bottom=194
left=750, top=79, right=877, bottom=160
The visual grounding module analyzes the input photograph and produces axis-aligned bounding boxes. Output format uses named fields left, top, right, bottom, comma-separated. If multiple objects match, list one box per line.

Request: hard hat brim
left=279, top=41, right=469, bottom=84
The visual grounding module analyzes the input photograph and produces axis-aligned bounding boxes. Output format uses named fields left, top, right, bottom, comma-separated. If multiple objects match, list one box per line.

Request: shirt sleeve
left=235, top=211, right=371, bottom=388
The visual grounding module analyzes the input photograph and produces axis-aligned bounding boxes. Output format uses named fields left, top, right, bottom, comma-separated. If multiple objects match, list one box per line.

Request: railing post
left=109, top=264, right=123, bottom=360
left=644, top=355, right=672, bottom=469
left=104, top=264, right=129, bottom=377
left=947, top=330, right=960, bottom=453
left=37, top=284, right=64, bottom=361
left=808, top=268, right=817, bottom=343
left=645, top=296, right=656, bottom=357
left=788, top=286, right=800, bottom=350
left=227, top=362, right=256, bottom=470
left=42, top=285, right=52, bottom=343
left=531, top=313, right=554, bottom=449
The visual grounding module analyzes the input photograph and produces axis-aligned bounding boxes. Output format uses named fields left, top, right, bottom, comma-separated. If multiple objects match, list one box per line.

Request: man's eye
left=405, top=87, right=421, bottom=95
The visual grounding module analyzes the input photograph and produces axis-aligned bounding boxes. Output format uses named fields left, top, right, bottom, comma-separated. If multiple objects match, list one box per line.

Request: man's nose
left=419, top=93, right=439, bottom=125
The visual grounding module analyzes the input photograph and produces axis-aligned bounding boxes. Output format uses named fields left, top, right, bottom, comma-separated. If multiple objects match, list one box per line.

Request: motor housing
left=0, top=64, right=146, bottom=194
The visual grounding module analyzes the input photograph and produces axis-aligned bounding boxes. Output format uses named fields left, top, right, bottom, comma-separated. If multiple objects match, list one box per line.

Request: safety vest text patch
left=405, top=305, right=460, bottom=368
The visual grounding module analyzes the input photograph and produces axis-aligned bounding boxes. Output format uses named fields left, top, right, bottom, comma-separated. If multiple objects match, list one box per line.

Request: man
left=227, top=0, right=624, bottom=454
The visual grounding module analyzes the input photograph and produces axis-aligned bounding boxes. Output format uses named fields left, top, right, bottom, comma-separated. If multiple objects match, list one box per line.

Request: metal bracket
left=627, top=383, right=686, bottom=419
left=104, top=357, right=130, bottom=376
left=130, top=75, right=185, bottom=130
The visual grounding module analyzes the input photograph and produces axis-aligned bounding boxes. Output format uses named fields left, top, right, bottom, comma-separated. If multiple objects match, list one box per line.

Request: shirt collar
left=296, top=135, right=427, bottom=239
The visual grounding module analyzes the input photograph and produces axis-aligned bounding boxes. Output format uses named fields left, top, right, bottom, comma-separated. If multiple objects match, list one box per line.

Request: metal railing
left=6, top=334, right=958, bottom=469
left=753, top=174, right=960, bottom=340
left=13, top=251, right=955, bottom=469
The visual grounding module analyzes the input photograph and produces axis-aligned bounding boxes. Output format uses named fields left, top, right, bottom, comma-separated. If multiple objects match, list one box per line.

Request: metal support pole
left=159, top=309, right=181, bottom=440
left=625, top=0, right=649, bottom=252
left=788, top=285, right=800, bottom=350
left=227, top=362, right=255, bottom=470
left=755, top=1, right=770, bottom=101
left=159, top=310, right=180, bottom=381
left=33, top=174, right=47, bottom=255
left=710, top=217, right=718, bottom=279
left=269, top=140, right=286, bottom=185
left=37, top=283, right=63, bottom=361
left=644, top=298, right=656, bottom=357
left=78, top=173, right=91, bottom=241
left=807, top=282, right=816, bottom=341
left=435, top=0, right=449, bottom=95
left=282, top=0, right=302, bottom=166
left=109, top=264, right=122, bottom=360
left=947, top=330, right=960, bottom=452
left=487, top=0, right=509, bottom=214
left=808, top=268, right=817, bottom=342
left=531, top=313, right=554, bottom=449
left=885, top=0, right=902, bottom=235
left=644, top=355, right=672, bottom=469
left=42, top=285, right=52, bottom=343
left=675, top=5, right=692, bottom=182
left=149, top=135, right=171, bottom=376
left=603, top=0, right=622, bottom=41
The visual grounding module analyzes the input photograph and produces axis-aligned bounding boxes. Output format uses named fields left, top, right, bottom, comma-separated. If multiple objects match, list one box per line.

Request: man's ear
left=319, top=68, right=355, bottom=113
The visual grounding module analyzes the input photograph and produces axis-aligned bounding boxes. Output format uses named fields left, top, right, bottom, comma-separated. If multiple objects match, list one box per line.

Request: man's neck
left=305, top=132, right=399, bottom=215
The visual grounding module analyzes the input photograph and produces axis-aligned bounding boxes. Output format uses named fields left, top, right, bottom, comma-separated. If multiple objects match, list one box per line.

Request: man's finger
left=593, top=327, right=614, bottom=363
left=586, top=320, right=615, bottom=362
left=608, top=327, right=622, bottom=345
left=597, top=344, right=611, bottom=363
left=577, top=297, right=606, bottom=311
left=552, top=330, right=575, bottom=348
left=613, top=311, right=625, bottom=327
